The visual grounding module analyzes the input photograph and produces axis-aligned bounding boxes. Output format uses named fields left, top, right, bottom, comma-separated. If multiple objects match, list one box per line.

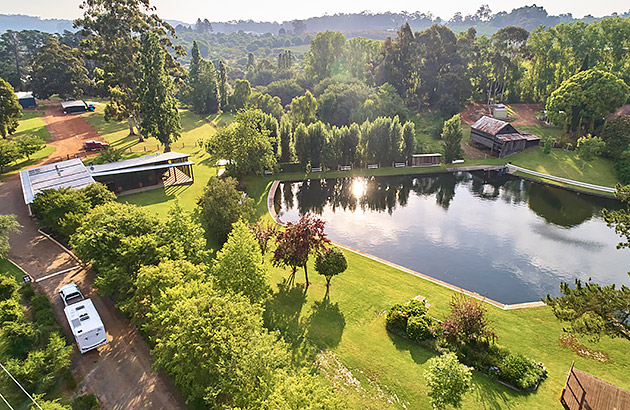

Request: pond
left=273, top=172, right=630, bottom=304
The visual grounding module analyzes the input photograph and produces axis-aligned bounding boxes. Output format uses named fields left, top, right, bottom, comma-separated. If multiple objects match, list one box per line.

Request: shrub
left=543, top=137, right=553, bottom=154
left=614, top=154, right=630, bottom=185
left=0, top=299, right=23, bottom=322
left=498, top=352, right=546, bottom=390
left=406, top=315, right=435, bottom=341
left=0, top=275, right=19, bottom=301
left=72, top=394, right=101, bottom=410
left=21, top=282, right=36, bottom=299
left=385, top=300, right=428, bottom=333
left=2, top=321, right=36, bottom=360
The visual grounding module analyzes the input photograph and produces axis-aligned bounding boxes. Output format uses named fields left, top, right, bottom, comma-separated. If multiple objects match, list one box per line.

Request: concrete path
left=1, top=173, right=187, bottom=409
left=507, top=164, right=616, bottom=194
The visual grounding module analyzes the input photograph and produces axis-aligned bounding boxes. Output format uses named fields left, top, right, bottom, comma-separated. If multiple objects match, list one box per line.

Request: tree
left=543, top=136, right=553, bottom=154
left=29, top=37, right=90, bottom=99
left=305, top=31, right=346, bottom=79
left=441, top=294, right=496, bottom=345
left=545, top=280, right=630, bottom=341
left=217, top=60, right=228, bottom=110
left=0, top=77, right=21, bottom=138
left=402, top=121, right=415, bottom=162
left=602, top=115, right=630, bottom=159
left=272, top=213, right=330, bottom=286
left=15, top=135, right=45, bottom=159
left=228, top=79, right=251, bottom=112
left=204, top=109, right=276, bottom=177
left=0, top=214, right=21, bottom=258
left=75, top=0, right=184, bottom=137
left=278, top=115, right=295, bottom=163
left=424, top=352, right=472, bottom=410
left=197, top=176, right=255, bottom=244
left=290, top=90, right=317, bottom=126
left=263, top=369, right=346, bottom=409
left=185, top=46, right=220, bottom=115
left=576, top=134, right=605, bottom=169
left=163, top=202, right=209, bottom=264
left=250, top=221, right=278, bottom=255
left=604, top=184, right=630, bottom=250
left=212, top=220, right=270, bottom=305
left=148, top=281, right=289, bottom=409
left=139, top=32, right=181, bottom=152
left=546, top=69, right=629, bottom=133
left=315, top=247, right=347, bottom=289
left=0, top=139, right=20, bottom=172
left=441, top=114, right=463, bottom=164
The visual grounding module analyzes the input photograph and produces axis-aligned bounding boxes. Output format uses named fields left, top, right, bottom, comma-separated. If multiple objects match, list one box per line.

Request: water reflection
left=275, top=172, right=629, bottom=304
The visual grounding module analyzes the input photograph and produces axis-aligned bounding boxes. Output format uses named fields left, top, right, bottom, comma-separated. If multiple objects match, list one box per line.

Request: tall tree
left=29, top=37, right=91, bottom=99
left=0, top=214, right=21, bottom=258
left=424, top=352, right=472, bottom=409
left=0, top=77, right=22, bottom=138
left=278, top=115, right=295, bottom=163
left=272, top=213, right=330, bottom=286
left=139, top=32, right=181, bottom=152
left=441, top=114, right=463, bottom=164
left=305, top=31, right=346, bottom=79
left=402, top=121, right=416, bottom=162
left=217, top=60, right=228, bottom=110
left=229, top=79, right=251, bottom=112
left=290, top=90, right=317, bottom=126
left=212, top=220, right=270, bottom=305
left=75, top=0, right=184, bottom=138
left=576, top=134, right=605, bottom=170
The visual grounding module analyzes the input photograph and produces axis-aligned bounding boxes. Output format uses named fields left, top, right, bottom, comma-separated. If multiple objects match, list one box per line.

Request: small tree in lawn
left=441, top=114, right=463, bottom=164
left=272, top=213, right=330, bottom=287
left=315, top=247, right=347, bottom=290
left=542, top=137, right=553, bottom=154
left=441, top=294, right=496, bottom=346
left=250, top=221, right=278, bottom=256
left=424, top=352, right=472, bottom=409
left=576, top=134, right=605, bottom=170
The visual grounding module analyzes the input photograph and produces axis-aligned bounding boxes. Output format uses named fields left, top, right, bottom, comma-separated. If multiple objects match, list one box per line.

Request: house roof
left=562, top=366, right=630, bottom=410
left=61, top=100, right=88, bottom=109
left=88, top=152, right=190, bottom=174
left=471, top=116, right=517, bottom=136
left=15, top=91, right=34, bottom=99
left=606, top=104, right=630, bottom=120
left=90, top=161, right=195, bottom=178
left=19, top=158, right=95, bottom=205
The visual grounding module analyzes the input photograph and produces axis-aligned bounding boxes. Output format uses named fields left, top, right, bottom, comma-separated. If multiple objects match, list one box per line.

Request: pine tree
left=139, top=32, right=181, bottom=152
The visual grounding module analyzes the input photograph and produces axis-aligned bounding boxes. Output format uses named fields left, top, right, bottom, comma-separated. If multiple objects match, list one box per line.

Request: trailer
left=61, top=285, right=108, bottom=354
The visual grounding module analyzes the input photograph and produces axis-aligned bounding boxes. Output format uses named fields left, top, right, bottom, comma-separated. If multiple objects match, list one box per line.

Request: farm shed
left=411, top=154, right=441, bottom=167
left=61, top=100, right=95, bottom=114
left=88, top=152, right=194, bottom=194
left=560, top=363, right=630, bottom=410
left=470, top=116, right=540, bottom=158
left=15, top=91, right=37, bottom=109
left=492, top=104, right=508, bottom=119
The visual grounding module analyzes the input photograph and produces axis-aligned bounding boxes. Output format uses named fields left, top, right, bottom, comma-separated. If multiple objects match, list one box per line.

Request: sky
left=1, top=0, right=629, bottom=24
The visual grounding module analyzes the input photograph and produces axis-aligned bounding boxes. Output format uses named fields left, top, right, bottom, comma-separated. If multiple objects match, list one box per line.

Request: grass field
left=0, top=111, right=56, bottom=180
left=241, top=175, right=630, bottom=410
left=0, top=258, right=24, bottom=283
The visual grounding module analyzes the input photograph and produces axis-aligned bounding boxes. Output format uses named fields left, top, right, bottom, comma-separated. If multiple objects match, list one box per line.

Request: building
left=470, top=116, right=540, bottom=158
left=61, top=100, right=95, bottom=114
left=561, top=363, right=630, bottom=410
left=20, top=153, right=194, bottom=212
left=492, top=104, right=508, bottom=119
left=16, top=91, right=37, bottom=109
left=88, top=152, right=194, bottom=193
left=411, top=154, right=441, bottom=167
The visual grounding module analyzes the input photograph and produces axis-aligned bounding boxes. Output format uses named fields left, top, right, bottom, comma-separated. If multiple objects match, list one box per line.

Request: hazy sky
left=1, top=0, right=629, bottom=23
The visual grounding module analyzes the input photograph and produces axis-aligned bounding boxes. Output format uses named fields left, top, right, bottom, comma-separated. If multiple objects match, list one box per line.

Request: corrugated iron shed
left=471, top=116, right=517, bottom=136
left=19, top=158, right=95, bottom=205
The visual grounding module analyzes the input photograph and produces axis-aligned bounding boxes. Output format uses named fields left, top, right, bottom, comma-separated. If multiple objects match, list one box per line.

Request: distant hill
left=0, top=14, right=75, bottom=33
left=2, top=5, right=630, bottom=35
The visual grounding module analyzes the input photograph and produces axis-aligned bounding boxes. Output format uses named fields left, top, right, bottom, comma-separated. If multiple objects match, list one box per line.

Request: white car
left=58, top=283, right=85, bottom=307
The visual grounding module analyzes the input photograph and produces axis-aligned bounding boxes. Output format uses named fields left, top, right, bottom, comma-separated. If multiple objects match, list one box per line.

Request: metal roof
left=412, top=153, right=442, bottom=157
left=471, top=116, right=517, bottom=136
left=64, top=299, right=104, bottom=337
left=61, top=100, right=88, bottom=109
left=15, top=91, right=34, bottom=99
left=19, top=158, right=95, bottom=204
left=89, top=152, right=190, bottom=174
left=90, top=161, right=195, bottom=178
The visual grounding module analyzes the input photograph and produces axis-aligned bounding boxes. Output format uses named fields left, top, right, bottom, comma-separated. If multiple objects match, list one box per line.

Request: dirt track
left=1, top=106, right=188, bottom=409
left=461, top=102, right=544, bottom=126
left=40, top=101, right=106, bottom=164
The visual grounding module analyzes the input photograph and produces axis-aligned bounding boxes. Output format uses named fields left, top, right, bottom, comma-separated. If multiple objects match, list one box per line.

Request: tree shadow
left=305, top=297, right=346, bottom=350
left=386, top=330, right=433, bottom=365
left=263, top=278, right=308, bottom=348
left=471, top=372, right=521, bottom=410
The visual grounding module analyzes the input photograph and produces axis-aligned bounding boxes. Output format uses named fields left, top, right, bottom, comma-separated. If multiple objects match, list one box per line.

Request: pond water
left=273, top=172, right=630, bottom=304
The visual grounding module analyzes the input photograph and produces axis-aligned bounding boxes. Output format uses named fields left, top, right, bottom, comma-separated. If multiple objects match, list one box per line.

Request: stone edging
left=266, top=179, right=546, bottom=311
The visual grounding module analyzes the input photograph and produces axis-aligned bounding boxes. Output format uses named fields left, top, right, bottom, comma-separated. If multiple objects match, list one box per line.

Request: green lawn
left=244, top=176, right=630, bottom=410
left=0, top=258, right=25, bottom=283
left=411, top=111, right=444, bottom=153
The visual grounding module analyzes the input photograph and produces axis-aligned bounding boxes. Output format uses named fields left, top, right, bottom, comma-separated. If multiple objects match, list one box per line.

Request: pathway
left=507, top=164, right=616, bottom=194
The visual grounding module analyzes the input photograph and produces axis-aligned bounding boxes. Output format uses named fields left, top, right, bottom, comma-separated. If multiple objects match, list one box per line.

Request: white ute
left=59, top=283, right=108, bottom=354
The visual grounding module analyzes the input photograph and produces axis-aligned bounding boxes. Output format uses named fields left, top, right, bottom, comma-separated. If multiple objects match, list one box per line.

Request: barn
left=15, top=91, right=37, bottom=109
left=470, top=116, right=540, bottom=158
left=560, top=363, right=630, bottom=410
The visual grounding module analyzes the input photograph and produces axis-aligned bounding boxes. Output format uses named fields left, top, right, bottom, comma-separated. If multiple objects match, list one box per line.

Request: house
left=560, top=363, right=630, bottom=410
left=470, top=116, right=540, bottom=158
left=16, top=91, right=37, bottom=109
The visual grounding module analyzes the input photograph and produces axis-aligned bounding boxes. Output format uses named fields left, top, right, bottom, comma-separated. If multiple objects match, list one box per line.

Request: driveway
left=1, top=151, right=187, bottom=408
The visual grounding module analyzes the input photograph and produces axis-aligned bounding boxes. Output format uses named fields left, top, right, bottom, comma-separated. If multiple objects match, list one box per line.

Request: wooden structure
left=89, top=152, right=194, bottom=194
left=470, top=116, right=540, bottom=158
left=411, top=153, right=441, bottom=167
left=561, top=363, right=630, bottom=410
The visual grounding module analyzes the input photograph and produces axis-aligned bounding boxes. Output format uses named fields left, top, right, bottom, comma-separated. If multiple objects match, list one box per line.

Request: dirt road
left=39, top=101, right=106, bottom=164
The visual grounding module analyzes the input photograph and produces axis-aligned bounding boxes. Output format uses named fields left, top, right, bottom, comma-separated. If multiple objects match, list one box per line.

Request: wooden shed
left=16, top=91, right=36, bottom=109
left=411, top=154, right=441, bottom=167
left=560, top=363, right=630, bottom=410
left=470, top=116, right=540, bottom=158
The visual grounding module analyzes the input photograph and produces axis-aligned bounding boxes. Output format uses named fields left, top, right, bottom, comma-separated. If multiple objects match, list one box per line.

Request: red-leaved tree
left=272, top=213, right=330, bottom=287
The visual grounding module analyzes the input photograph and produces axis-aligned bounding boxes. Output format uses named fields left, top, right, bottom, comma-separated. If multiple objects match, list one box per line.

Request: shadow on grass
left=305, top=297, right=346, bottom=350
left=386, top=330, right=434, bottom=366
left=472, top=372, right=521, bottom=410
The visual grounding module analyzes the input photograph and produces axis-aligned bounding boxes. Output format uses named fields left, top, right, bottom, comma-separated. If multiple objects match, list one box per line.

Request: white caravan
left=60, top=284, right=108, bottom=353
